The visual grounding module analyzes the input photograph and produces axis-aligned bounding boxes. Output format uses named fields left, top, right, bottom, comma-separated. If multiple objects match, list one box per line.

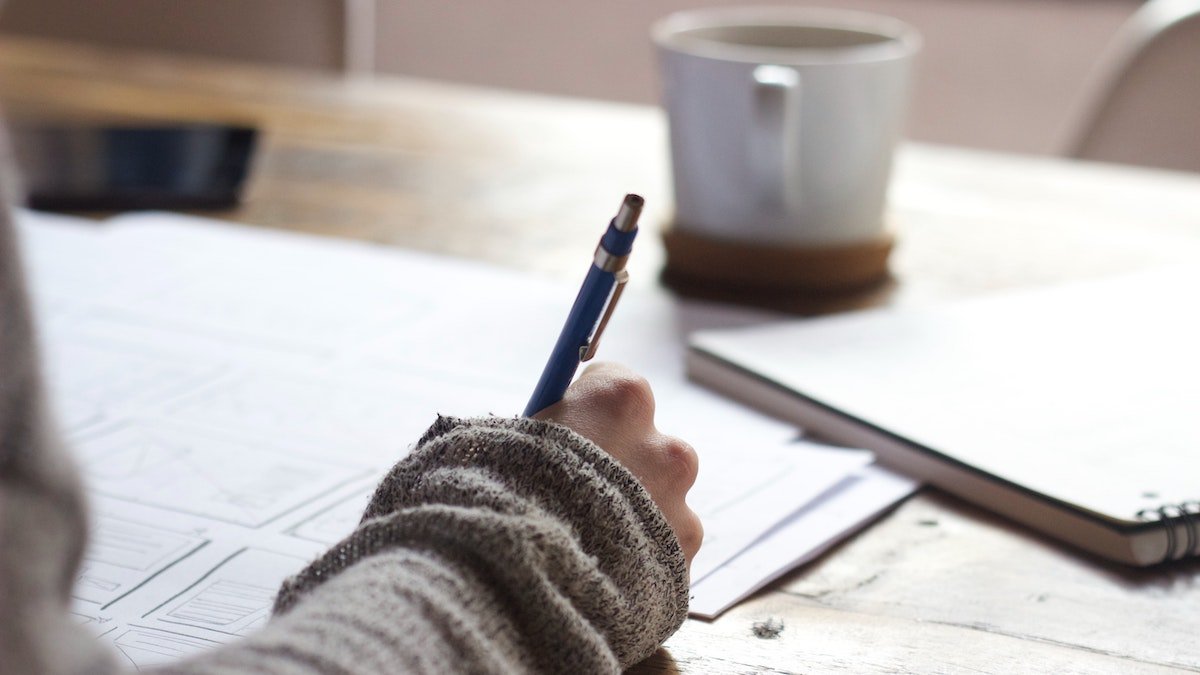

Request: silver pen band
left=593, top=246, right=629, bottom=273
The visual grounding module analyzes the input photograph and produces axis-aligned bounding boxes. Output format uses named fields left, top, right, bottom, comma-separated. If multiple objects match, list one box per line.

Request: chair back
left=1064, top=0, right=1200, bottom=172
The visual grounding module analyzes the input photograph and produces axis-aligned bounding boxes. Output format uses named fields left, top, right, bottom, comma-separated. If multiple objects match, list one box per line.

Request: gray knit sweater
left=0, top=197, right=689, bottom=673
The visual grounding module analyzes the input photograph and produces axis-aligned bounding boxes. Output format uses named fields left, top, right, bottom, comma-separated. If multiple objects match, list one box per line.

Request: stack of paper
left=17, top=210, right=915, bottom=666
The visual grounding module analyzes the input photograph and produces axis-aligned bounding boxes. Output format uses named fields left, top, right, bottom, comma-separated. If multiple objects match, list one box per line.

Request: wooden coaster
left=661, top=226, right=895, bottom=296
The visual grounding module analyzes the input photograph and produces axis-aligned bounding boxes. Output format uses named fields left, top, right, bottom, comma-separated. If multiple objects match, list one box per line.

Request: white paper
left=17, top=209, right=882, bottom=661
left=689, top=464, right=918, bottom=618
left=688, top=442, right=872, bottom=581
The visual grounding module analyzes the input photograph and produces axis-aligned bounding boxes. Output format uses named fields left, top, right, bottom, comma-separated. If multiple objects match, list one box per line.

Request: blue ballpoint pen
left=523, top=194, right=643, bottom=416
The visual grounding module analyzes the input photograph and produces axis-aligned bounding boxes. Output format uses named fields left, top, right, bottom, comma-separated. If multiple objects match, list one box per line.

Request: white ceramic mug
left=654, top=8, right=920, bottom=247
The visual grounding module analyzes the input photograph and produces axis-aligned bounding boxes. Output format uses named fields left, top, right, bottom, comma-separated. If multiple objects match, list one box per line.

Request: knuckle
left=659, top=436, right=700, bottom=486
left=594, top=373, right=655, bottom=422
left=677, top=511, right=704, bottom=555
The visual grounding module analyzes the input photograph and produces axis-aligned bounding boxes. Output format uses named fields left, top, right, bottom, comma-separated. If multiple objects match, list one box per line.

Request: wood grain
left=2, top=37, right=1198, bottom=674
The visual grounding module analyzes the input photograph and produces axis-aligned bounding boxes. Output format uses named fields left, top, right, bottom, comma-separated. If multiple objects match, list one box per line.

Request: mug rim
left=652, top=7, right=921, bottom=65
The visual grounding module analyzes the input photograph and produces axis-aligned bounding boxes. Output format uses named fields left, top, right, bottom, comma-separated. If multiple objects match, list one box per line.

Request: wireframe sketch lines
left=149, top=548, right=308, bottom=637
left=287, top=488, right=375, bottom=545
left=75, top=423, right=368, bottom=527
left=162, top=371, right=431, bottom=460
left=42, top=340, right=220, bottom=411
left=72, top=514, right=207, bottom=606
left=113, top=627, right=221, bottom=670
left=165, top=580, right=276, bottom=631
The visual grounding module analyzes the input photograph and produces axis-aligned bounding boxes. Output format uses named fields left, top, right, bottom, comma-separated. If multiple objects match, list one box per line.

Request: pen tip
left=615, top=194, right=644, bottom=231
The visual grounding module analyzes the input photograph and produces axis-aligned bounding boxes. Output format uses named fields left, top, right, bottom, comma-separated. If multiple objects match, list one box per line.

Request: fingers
left=654, top=434, right=700, bottom=494
left=534, top=362, right=655, bottom=451
left=574, top=362, right=656, bottom=426
left=670, top=505, right=704, bottom=564
left=533, top=361, right=703, bottom=567
left=647, top=433, right=703, bottom=565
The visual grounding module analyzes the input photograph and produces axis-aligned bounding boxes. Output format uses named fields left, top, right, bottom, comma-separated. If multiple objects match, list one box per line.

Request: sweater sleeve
left=0, top=139, right=122, bottom=673
left=158, top=415, right=690, bottom=675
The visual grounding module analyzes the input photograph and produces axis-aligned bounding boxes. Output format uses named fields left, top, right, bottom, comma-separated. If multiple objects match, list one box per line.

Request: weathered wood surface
left=2, top=38, right=1198, bottom=674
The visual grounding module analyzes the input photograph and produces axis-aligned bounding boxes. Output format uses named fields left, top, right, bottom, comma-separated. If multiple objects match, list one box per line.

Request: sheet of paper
left=688, top=442, right=872, bottom=582
left=689, top=464, right=918, bottom=619
left=17, top=209, right=877, bottom=662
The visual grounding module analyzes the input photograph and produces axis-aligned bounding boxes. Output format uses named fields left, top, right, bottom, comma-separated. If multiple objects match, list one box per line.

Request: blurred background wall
left=0, top=0, right=1143, bottom=156
left=0, top=0, right=350, bottom=69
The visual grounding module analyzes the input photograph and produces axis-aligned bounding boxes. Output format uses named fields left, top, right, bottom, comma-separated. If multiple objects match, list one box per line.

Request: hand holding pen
left=524, top=193, right=704, bottom=568
left=532, top=362, right=704, bottom=568
left=523, top=194, right=643, bottom=417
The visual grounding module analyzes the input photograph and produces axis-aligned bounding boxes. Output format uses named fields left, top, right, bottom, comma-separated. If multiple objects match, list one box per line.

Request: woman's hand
left=534, top=362, right=703, bottom=568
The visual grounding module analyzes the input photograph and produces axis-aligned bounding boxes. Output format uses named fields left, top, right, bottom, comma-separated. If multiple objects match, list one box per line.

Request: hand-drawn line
left=143, top=549, right=247, bottom=620
left=113, top=626, right=221, bottom=670
left=86, top=440, right=191, bottom=481
left=71, top=515, right=209, bottom=608
left=87, top=517, right=202, bottom=571
left=100, top=541, right=210, bottom=612
left=285, top=488, right=374, bottom=546
left=78, top=423, right=370, bottom=528
left=43, top=338, right=220, bottom=410
left=68, top=611, right=118, bottom=638
left=164, top=579, right=275, bottom=630
left=142, top=548, right=306, bottom=637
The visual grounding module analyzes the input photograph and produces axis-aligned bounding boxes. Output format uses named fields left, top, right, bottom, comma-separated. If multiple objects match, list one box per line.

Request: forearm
left=159, top=416, right=689, bottom=674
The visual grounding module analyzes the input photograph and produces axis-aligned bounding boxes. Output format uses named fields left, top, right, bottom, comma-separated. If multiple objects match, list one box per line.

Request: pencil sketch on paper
left=112, top=627, right=220, bottom=670
left=161, top=370, right=435, bottom=461
left=165, top=580, right=276, bottom=635
left=111, top=261, right=438, bottom=353
left=146, top=548, right=309, bottom=638
left=287, top=488, right=375, bottom=546
left=69, top=612, right=118, bottom=639
left=74, top=423, right=368, bottom=527
left=73, top=514, right=208, bottom=607
left=42, top=339, right=221, bottom=412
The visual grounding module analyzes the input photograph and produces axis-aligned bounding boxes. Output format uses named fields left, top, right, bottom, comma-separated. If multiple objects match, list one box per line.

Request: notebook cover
left=688, top=269, right=1200, bottom=563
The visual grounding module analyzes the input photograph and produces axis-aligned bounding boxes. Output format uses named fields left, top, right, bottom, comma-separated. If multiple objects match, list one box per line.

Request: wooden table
left=2, top=38, right=1198, bottom=674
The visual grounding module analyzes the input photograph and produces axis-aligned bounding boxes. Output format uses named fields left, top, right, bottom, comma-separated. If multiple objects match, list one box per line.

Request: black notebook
left=688, top=269, right=1200, bottom=566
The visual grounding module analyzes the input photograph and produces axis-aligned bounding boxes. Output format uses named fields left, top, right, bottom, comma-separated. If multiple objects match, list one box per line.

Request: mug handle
left=752, top=64, right=801, bottom=212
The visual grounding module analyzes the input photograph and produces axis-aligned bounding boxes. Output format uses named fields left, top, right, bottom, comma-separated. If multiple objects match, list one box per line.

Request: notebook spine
left=1137, top=501, right=1200, bottom=563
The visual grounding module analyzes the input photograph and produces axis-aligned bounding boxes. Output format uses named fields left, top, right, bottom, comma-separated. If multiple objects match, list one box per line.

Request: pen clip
left=580, top=269, right=629, bottom=362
